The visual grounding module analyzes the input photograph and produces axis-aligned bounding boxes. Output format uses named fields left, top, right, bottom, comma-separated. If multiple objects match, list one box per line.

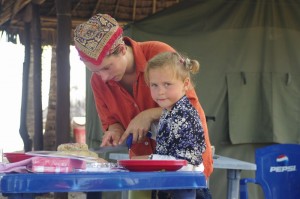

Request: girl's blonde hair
left=144, top=51, right=200, bottom=88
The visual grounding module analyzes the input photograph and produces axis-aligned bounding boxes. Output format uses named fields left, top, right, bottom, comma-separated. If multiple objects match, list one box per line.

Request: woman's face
left=148, top=66, right=189, bottom=110
left=84, top=47, right=127, bottom=82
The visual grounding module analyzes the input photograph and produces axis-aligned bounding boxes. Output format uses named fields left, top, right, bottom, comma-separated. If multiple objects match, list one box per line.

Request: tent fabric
left=85, top=70, right=102, bottom=148
left=86, top=0, right=300, bottom=198
left=126, top=0, right=300, bottom=146
left=227, top=72, right=300, bottom=144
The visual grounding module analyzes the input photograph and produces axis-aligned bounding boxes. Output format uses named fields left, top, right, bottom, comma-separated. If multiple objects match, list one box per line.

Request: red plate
left=4, top=153, right=33, bottom=163
left=118, top=159, right=187, bottom=172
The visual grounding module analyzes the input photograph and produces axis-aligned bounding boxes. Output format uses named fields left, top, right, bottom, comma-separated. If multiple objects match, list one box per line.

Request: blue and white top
left=155, top=95, right=206, bottom=166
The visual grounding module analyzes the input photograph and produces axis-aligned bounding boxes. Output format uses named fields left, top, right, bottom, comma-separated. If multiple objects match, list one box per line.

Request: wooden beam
left=92, top=0, right=102, bottom=16
left=152, top=0, right=157, bottom=13
left=132, top=0, right=137, bottom=21
left=72, top=0, right=82, bottom=13
left=12, top=0, right=31, bottom=16
left=48, top=5, right=56, bottom=15
left=9, top=17, right=128, bottom=31
left=113, top=0, right=120, bottom=18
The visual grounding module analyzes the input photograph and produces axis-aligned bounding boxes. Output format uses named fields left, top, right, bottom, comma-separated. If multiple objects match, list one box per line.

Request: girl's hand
left=123, top=111, right=151, bottom=144
left=119, top=107, right=162, bottom=145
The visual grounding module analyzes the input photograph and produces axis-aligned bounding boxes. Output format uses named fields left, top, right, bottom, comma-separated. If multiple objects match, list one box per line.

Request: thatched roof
left=0, top=0, right=182, bottom=45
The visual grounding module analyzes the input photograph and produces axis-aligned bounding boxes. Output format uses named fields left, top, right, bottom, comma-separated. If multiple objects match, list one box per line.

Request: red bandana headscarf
left=74, top=13, right=123, bottom=65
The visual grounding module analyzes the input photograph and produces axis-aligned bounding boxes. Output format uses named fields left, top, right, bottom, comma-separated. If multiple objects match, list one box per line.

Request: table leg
left=226, top=169, right=241, bottom=199
left=121, top=191, right=129, bottom=199
left=87, top=192, right=102, bottom=199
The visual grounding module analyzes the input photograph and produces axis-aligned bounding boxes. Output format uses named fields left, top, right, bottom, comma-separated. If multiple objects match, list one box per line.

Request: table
left=108, top=153, right=257, bottom=199
left=213, top=155, right=257, bottom=199
left=0, top=171, right=206, bottom=199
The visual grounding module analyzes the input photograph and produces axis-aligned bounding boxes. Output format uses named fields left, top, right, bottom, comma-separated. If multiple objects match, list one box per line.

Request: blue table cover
left=0, top=171, right=206, bottom=193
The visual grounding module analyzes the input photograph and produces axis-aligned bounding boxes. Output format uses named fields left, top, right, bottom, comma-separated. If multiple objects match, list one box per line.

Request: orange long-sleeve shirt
left=91, top=37, right=213, bottom=178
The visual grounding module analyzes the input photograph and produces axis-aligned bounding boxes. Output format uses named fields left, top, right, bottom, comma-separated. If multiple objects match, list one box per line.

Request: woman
left=74, top=13, right=213, bottom=198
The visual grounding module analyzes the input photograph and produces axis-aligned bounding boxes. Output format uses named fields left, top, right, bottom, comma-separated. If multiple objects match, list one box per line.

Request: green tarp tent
left=86, top=0, right=300, bottom=198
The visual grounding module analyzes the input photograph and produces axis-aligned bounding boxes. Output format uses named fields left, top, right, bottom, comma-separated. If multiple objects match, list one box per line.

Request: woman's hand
left=100, top=123, right=124, bottom=147
left=119, top=107, right=162, bottom=144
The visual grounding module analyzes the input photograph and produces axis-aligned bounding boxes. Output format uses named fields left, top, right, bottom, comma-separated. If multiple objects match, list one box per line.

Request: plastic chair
left=240, top=144, right=300, bottom=199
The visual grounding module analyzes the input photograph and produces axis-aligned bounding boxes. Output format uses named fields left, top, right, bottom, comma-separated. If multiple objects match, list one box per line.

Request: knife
left=91, top=143, right=128, bottom=154
left=126, top=132, right=153, bottom=149
left=91, top=132, right=153, bottom=153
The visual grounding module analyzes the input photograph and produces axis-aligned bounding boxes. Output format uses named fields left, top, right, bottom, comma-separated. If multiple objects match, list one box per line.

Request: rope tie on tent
left=241, top=71, right=247, bottom=85
left=286, top=73, right=291, bottom=86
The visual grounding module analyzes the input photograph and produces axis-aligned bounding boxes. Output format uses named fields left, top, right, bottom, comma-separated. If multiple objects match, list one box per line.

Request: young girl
left=144, top=52, right=207, bottom=199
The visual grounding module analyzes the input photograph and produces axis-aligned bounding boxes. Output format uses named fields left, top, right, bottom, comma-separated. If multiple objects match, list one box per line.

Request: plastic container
left=72, top=117, right=86, bottom=144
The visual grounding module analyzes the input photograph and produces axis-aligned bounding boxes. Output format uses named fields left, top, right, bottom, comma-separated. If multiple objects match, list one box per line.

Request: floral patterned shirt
left=155, top=95, right=206, bottom=166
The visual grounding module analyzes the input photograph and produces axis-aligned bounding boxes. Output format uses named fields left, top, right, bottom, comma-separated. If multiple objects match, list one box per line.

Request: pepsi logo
left=270, top=154, right=296, bottom=173
left=276, top=154, right=289, bottom=166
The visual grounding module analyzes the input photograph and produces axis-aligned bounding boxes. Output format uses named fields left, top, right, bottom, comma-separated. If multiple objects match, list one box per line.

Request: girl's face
left=84, top=46, right=127, bottom=82
left=148, top=66, right=190, bottom=110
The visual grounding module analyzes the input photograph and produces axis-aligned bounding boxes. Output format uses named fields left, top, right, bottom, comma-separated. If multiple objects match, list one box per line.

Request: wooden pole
left=32, top=2, right=43, bottom=150
left=54, top=1, right=71, bottom=198
left=55, top=0, right=71, bottom=146
left=19, top=21, right=32, bottom=152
